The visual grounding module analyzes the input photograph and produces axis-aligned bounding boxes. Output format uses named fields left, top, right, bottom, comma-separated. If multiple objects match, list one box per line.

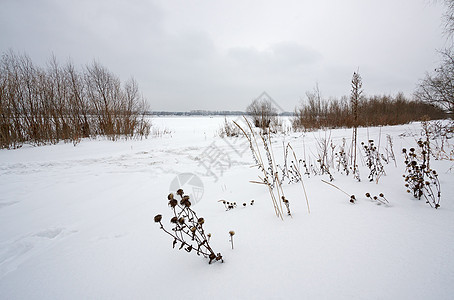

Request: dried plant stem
left=267, top=127, right=285, bottom=215
left=288, top=144, right=311, bottom=214
left=234, top=117, right=284, bottom=219
left=321, top=179, right=351, bottom=198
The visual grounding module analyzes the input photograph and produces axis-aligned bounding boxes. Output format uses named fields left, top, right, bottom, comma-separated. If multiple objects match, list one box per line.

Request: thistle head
left=154, top=214, right=162, bottom=223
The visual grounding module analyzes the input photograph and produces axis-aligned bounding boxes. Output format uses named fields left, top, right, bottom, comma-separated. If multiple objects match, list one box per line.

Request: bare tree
left=441, top=0, right=454, bottom=38
left=416, top=49, right=454, bottom=116
left=246, top=98, right=278, bottom=130
left=416, top=1, right=454, bottom=116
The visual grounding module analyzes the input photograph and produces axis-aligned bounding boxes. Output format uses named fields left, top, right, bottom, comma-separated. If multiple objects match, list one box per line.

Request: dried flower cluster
left=154, top=189, right=223, bottom=264
left=362, top=140, right=385, bottom=183
left=219, top=199, right=254, bottom=211
left=335, top=138, right=350, bottom=175
left=365, top=192, right=389, bottom=205
left=402, top=141, right=441, bottom=209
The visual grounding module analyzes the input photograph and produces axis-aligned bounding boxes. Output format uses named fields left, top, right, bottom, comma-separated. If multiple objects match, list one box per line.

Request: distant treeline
left=0, top=51, right=150, bottom=149
left=150, top=110, right=293, bottom=116
left=293, top=92, right=446, bottom=130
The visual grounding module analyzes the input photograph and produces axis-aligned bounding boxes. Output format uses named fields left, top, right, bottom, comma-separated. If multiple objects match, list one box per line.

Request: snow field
left=0, top=116, right=453, bottom=299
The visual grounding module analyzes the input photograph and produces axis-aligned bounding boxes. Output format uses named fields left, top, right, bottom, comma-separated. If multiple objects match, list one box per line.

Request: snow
left=0, top=116, right=453, bottom=299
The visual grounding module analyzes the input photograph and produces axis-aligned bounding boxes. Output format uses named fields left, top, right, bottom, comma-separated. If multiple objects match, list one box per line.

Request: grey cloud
left=0, top=0, right=448, bottom=111
left=228, top=42, right=321, bottom=69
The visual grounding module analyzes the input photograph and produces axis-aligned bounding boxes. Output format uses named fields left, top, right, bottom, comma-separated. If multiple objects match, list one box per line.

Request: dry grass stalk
left=234, top=117, right=285, bottom=219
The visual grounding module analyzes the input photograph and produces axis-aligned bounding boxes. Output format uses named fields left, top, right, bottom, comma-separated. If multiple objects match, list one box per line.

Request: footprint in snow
left=34, top=228, right=64, bottom=239
left=0, top=227, right=76, bottom=278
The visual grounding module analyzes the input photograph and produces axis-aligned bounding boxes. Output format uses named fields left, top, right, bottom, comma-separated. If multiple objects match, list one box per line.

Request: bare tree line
left=293, top=87, right=445, bottom=131
left=0, top=51, right=150, bottom=149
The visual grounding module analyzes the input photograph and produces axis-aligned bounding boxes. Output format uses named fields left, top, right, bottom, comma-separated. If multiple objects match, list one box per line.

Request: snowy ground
left=0, top=116, right=453, bottom=299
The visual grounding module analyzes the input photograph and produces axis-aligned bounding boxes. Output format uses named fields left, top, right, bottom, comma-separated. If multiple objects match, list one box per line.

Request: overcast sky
left=0, top=0, right=448, bottom=111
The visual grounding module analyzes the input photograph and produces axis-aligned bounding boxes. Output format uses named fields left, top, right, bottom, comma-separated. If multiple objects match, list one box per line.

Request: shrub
left=402, top=142, right=441, bottom=209
left=219, top=117, right=241, bottom=137
left=246, top=98, right=278, bottom=130
left=0, top=51, right=150, bottom=149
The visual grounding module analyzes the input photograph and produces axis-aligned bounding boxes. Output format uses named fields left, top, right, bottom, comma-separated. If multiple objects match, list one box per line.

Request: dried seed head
left=168, top=199, right=178, bottom=208
left=229, top=230, right=235, bottom=236
left=178, top=217, right=185, bottom=224
left=197, top=217, right=205, bottom=225
left=373, top=196, right=378, bottom=200
left=365, top=192, right=370, bottom=197
left=177, top=189, right=184, bottom=196
left=168, top=193, right=174, bottom=200
left=243, top=203, right=246, bottom=207
left=351, top=195, right=356, bottom=200
left=379, top=193, right=384, bottom=197
left=402, top=148, right=407, bottom=153
left=207, top=233, right=212, bottom=238
left=170, top=216, right=178, bottom=223
left=190, top=226, right=197, bottom=233
left=154, top=214, right=162, bottom=223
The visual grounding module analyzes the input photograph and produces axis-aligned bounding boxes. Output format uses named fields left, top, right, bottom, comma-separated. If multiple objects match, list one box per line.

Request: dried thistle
left=402, top=141, right=441, bottom=209
left=155, top=189, right=223, bottom=264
